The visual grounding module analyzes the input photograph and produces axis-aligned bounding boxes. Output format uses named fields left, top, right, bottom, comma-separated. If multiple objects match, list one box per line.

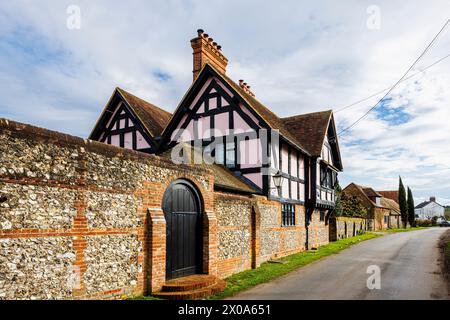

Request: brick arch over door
left=162, top=179, right=203, bottom=279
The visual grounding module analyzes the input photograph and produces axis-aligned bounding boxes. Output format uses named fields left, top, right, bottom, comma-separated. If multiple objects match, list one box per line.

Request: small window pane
left=320, top=210, right=325, bottom=221
left=225, top=142, right=235, bottom=167
left=282, top=204, right=295, bottom=226
left=215, top=143, right=224, bottom=164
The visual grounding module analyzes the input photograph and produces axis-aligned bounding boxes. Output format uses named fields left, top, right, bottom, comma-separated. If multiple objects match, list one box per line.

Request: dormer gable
left=89, top=88, right=171, bottom=153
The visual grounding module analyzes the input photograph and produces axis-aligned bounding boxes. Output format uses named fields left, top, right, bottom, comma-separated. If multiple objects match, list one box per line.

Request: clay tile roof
left=378, top=191, right=399, bottom=204
left=347, top=183, right=380, bottom=207
left=281, top=111, right=332, bottom=156
left=362, top=187, right=382, bottom=198
left=217, top=70, right=311, bottom=156
left=117, top=88, right=172, bottom=137
left=381, top=197, right=400, bottom=214
left=212, top=164, right=259, bottom=194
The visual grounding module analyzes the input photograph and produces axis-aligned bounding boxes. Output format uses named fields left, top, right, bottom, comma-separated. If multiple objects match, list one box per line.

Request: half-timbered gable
left=283, top=111, right=342, bottom=209
left=161, top=65, right=267, bottom=190
left=89, top=87, right=171, bottom=153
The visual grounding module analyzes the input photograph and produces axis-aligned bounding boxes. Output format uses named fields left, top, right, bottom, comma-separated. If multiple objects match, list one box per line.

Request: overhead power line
left=335, top=53, right=450, bottom=113
left=338, top=19, right=450, bottom=136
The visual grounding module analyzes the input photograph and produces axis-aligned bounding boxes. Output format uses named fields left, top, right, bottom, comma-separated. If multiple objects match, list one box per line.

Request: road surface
left=229, top=228, right=449, bottom=300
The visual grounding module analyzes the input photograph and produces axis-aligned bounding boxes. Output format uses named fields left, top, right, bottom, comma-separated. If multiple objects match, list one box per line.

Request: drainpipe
left=304, top=157, right=316, bottom=250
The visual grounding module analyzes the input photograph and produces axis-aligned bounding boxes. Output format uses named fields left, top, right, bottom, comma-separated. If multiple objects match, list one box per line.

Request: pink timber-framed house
left=88, top=29, right=343, bottom=287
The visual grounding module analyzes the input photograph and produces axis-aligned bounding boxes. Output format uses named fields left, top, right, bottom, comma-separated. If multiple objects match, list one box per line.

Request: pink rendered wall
left=215, top=112, right=228, bottom=136
left=190, top=77, right=213, bottom=109
left=291, top=181, right=298, bottom=200
left=299, top=155, right=305, bottom=179
left=124, top=132, right=133, bottom=149
left=209, top=97, right=217, bottom=110
left=106, top=102, right=121, bottom=128
left=299, top=183, right=305, bottom=201
left=214, top=77, right=234, bottom=97
left=233, top=111, right=252, bottom=132
left=110, top=134, right=120, bottom=147
left=198, top=102, right=205, bottom=113
left=239, top=138, right=261, bottom=168
left=281, top=143, right=289, bottom=173
left=176, top=120, right=194, bottom=142
left=136, top=131, right=150, bottom=149
left=244, top=172, right=262, bottom=189
left=198, top=116, right=210, bottom=139
left=282, top=176, right=289, bottom=198
left=240, top=103, right=259, bottom=126
left=290, top=151, right=298, bottom=177
left=221, top=97, right=228, bottom=107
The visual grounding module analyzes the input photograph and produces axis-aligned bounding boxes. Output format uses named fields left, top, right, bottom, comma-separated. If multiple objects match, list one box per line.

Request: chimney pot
left=191, top=30, right=228, bottom=81
left=430, top=196, right=436, bottom=202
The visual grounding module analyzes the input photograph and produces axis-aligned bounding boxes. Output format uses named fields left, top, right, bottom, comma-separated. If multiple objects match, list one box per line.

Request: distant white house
left=415, top=197, right=445, bottom=220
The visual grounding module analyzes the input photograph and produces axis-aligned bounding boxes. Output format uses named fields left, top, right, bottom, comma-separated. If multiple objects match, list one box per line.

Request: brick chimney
left=191, top=29, right=228, bottom=81
left=430, top=196, right=436, bottom=202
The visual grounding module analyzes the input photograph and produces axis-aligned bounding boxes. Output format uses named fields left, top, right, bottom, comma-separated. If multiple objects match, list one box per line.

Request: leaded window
left=282, top=203, right=295, bottom=226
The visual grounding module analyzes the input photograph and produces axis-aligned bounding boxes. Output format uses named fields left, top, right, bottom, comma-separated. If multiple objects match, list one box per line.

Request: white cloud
left=0, top=0, right=450, bottom=204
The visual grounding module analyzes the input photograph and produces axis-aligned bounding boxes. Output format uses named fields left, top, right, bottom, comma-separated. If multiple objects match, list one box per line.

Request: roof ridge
left=281, top=110, right=332, bottom=120
left=116, top=87, right=171, bottom=116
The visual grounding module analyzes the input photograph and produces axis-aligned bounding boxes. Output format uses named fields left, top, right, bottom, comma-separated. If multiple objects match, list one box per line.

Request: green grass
left=382, top=227, right=429, bottom=233
left=208, top=232, right=381, bottom=300
left=129, top=295, right=162, bottom=300
left=446, top=241, right=450, bottom=258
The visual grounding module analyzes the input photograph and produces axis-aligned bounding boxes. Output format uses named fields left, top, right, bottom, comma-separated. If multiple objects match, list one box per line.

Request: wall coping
left=0, top=118, right=212, bottom=176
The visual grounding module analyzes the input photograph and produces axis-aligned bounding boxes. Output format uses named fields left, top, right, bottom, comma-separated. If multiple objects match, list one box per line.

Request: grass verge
left=438, top=229, right=450, bottom=294
left=382, top=227, right=429, bottom=233
left=208, top=232, right=381, bottom=300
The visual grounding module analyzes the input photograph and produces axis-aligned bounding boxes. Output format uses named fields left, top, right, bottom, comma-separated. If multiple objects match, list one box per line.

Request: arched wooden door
left=163, top=180, right=202, bottom=280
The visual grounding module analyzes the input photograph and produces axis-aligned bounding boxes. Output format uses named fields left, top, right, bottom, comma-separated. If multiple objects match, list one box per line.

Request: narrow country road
left=229, top=228, right=449, bottom=300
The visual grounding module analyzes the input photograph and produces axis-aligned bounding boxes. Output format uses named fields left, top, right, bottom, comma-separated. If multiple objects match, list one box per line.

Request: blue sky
left=1, top=1, right=450, bottom=205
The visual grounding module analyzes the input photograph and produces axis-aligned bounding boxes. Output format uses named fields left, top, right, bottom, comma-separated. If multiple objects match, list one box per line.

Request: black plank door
left=163, top=181, right=202, bottom=279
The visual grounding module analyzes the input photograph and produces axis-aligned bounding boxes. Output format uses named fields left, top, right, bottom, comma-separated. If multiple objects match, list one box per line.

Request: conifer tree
left=399, top=176, right=408, bottom=228
left=407, top=187, right=416, bottom=227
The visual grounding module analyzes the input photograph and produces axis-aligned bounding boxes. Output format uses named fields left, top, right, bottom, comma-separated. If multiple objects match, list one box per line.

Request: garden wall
left=329, top=216, right=371, bottom=241
left=0, top=119, right=213, bottom=299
